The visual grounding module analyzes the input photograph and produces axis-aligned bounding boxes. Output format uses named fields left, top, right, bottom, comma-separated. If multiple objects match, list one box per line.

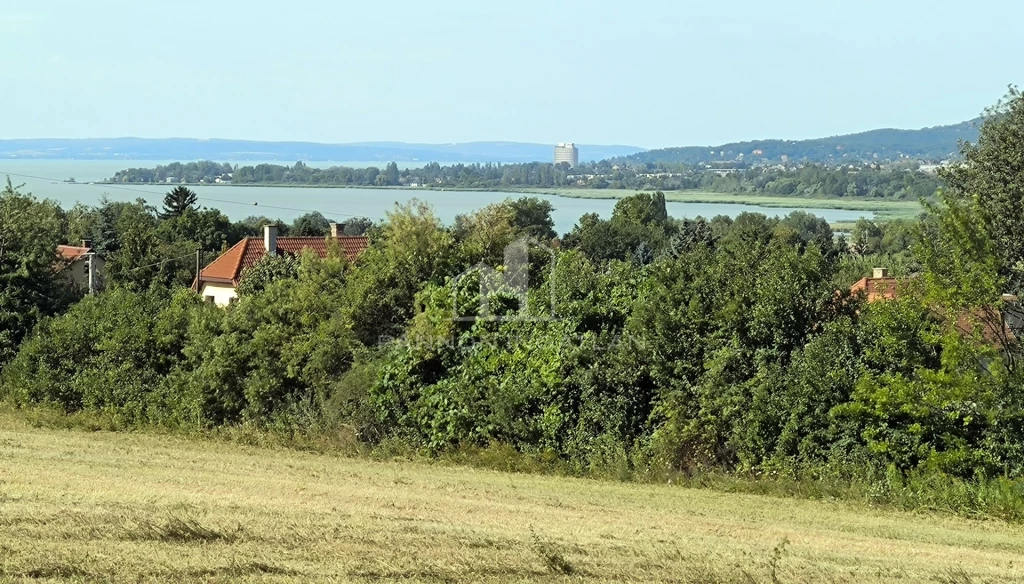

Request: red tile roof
left=850, top=277, right=899, bottom=303
left=953, top=308, right=1017, bottom=348
left=849, top=276, right=1018, bottom=348
left=197, top=236, right=369, bottom=286
left=57, top=245, right=92, bottom=262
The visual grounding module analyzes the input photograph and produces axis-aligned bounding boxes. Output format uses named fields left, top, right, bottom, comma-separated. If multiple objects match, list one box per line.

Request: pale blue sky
left=1, top=0, right=1020, bottom=148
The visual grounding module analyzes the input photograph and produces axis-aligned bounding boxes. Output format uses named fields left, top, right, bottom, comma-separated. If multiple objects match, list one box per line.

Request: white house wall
left=200, top=283, right=238, bottom=307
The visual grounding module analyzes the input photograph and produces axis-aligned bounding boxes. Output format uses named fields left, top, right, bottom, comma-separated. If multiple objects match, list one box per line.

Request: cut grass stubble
left=2, top=415, right=1024, bottom=583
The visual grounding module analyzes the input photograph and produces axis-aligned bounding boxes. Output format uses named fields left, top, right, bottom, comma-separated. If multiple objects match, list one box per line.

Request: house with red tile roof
left=850, top=267, right=1021, bottom=350
left=56, top=240, right=104, bottom=293
left=195, top=224, right=369, bottom=306
left=850, top=268, right=899, bottom=303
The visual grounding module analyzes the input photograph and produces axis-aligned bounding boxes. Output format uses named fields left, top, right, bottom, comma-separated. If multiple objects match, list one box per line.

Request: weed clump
left=124, top=512, right=243, bottom=543
left=530, top=528, right=575, bottom=575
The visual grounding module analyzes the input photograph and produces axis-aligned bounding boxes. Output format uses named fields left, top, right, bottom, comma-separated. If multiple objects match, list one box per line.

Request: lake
left=1, top=160, right=872, bottom=233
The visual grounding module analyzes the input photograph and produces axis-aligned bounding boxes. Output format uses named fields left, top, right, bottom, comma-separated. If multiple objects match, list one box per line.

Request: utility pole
left=87, top=252, right=95, bottom=295
left=195, top=247, right=202, bottom=290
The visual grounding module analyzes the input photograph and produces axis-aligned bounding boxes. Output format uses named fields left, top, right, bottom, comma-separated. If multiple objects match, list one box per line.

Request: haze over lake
left=1, top=160, right=872, bottom=233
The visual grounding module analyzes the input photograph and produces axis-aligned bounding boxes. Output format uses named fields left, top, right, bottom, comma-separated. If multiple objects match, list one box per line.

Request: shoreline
left=517, top=188, right=922, bottom=219
left=91, top=181, right=920, bottom=219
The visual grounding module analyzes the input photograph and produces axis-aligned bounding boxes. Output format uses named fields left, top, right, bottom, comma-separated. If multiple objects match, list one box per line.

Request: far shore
left=91, top=181, right=921, bottom=220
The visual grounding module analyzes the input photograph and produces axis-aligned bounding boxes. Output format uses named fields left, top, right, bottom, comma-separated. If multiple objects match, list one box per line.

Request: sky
left=1, top=0, right=1021, bottom=148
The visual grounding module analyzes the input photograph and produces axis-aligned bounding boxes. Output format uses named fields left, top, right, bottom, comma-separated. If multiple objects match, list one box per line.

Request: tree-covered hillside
left=623, top=120, right=981, bottom=165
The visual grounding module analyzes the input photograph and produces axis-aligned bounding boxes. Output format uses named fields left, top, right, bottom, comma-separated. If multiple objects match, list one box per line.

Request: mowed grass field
left=2, top=417, right=1023, bottom=583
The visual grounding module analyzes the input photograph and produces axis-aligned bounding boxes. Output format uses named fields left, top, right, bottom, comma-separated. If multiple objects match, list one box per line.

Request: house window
left=204, top=295, right=215, bottom=304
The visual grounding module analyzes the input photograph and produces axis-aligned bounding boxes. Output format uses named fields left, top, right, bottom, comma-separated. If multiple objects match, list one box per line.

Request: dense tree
left=342, top=217, right=374, bottom=236
left=165, top=252, right=357, bottom=426
left=235, top=215, right=289, bottom=237
left=77, top=199, right=239, bottom=292
left=1, top=289, right=193, bottom=420
left=291, top=211, right=333, bottom=236
left=508, top=197, right=557, bottom=240
left=384, top=162, right=401, bottom=186
left=113, top=161, right=233, bottom=184
left=453, top=202, right=518, bottom=266
left=159, top=208, right=234, bottom=253
left=778, top=211, right=835, bottom=253
left=160, top=186, right=199, bottom=219
left=236, top=253, right=301, bottom=296
left=344, top=200, right=458, bottom=345
left=107, top=159, right=942, bottom=201
left=939, top=87, right=1024, bottom=293
left=908, top=89, right=1024, bottom=371
left=563, top=192, right=675, bottom=262
left=0, top=179, right=74, bottom=364
left=101, top=201, right=169, bottom=291
left=613, top=191, right=668, bottom=226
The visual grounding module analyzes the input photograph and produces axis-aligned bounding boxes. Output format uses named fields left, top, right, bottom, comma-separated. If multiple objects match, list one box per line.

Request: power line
left=127, top=253, right=197, bottom=274
left=0, top=170, right=386, bottom=221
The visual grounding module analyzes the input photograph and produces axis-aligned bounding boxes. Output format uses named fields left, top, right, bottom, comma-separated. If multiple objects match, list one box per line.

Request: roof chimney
left=81, top=239, right=93, bottom=250
left=263, top=224, right=278, bottom=255
left=330, top=222, right=346, bottom=238
left=873, top=267, right=889, bottom=279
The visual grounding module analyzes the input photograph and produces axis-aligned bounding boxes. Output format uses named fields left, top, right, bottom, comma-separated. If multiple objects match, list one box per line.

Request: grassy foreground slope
left=2, top=419, right=1023, bottom=583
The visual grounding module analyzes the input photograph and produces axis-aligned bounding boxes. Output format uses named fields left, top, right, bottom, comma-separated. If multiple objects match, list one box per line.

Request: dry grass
left=1, top=416, right=1023, bottom=583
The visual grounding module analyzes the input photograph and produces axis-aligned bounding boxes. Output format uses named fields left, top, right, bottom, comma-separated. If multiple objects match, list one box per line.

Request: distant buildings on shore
left=554, top=143, right=579, bottom=167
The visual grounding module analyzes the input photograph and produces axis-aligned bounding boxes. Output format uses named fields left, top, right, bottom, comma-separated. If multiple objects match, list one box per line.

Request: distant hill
left=0, top=138, right=643, bottom=164
left=0, top=119, right=985, bottom=166
left=621, top=120, right=981, bottom=165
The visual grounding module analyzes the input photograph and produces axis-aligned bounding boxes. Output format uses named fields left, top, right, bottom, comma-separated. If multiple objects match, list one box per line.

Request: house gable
left=194, top=225, right=370, bottom=303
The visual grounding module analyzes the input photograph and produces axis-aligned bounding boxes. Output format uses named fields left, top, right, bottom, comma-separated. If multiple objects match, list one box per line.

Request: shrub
left=1, top=289, right=193, bottom=424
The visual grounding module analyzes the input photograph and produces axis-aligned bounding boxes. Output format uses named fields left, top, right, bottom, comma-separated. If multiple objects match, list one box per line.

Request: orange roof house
left=56, top=240, right=104, bottom=293
left=195, top=224, right=369, bottom=306
left=57, top=243, right=93, bottom=262
left=850, top=267, right=1020, bottom=351
left=850, top=267, right=899, bottom=302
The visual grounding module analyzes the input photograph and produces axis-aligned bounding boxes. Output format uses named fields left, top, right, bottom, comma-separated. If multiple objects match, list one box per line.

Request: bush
left=236, top=253, right=300, bottom=296
left=1, top=289, right=193, bottom=424
left=6, top=184, right=1024, bottom=523
left=163, top=252, right=358, bottom=428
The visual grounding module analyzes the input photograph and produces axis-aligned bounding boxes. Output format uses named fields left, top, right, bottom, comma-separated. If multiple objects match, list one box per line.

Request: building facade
left=554, top=143, right=579, bottom=167
left=57, top=241, right=104, bottom=293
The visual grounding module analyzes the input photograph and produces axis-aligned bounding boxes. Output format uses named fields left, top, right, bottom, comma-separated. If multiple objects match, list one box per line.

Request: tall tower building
left=554, top=143, right=579, bottom=167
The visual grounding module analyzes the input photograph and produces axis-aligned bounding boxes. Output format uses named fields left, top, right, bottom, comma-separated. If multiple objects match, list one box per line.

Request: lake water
left=1, top=160, right=872, bottom=233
